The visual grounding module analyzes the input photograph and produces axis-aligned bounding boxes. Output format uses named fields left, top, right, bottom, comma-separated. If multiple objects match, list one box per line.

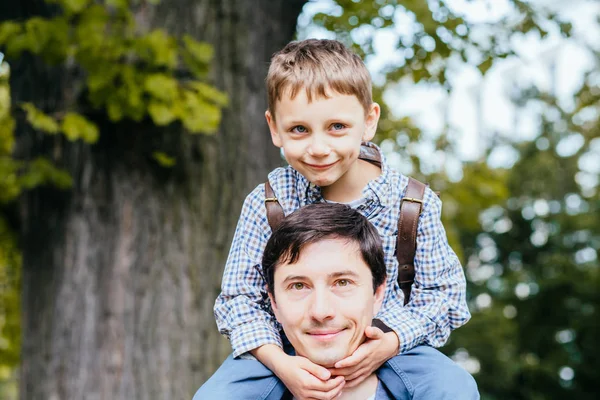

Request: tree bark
left=6, top=0, right=306, bottom=399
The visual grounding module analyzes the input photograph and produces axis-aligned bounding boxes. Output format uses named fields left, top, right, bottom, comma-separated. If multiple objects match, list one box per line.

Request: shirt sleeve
left=213, top=185, right=283, bottom=358
left=374, top=188, right=471, bottom=353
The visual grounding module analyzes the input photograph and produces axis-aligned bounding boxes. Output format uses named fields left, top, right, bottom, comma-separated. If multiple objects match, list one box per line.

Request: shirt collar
left=295, top=142, right=392, bottom=207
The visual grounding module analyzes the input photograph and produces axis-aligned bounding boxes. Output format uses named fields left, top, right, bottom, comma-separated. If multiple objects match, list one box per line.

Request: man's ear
left=362, top=102, right=381, bottom=142
left=372, top=283, right=385, bottom=316
left=268, top=290, right=280, bottom=321
left=265, top=110, right=282, bottom=148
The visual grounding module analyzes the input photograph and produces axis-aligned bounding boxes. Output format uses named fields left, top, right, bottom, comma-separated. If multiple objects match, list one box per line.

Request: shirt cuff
left=230, top=320, right=283, bottom=359
left=376, top=307, right=426, bottom=354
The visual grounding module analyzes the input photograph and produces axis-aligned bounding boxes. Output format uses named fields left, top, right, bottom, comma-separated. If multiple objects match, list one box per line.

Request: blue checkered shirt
left=214, top=143, right=471, bottom=358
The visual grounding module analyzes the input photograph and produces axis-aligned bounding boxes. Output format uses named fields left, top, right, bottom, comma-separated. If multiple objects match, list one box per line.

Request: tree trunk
left=7, top=0, right=306, bottom=399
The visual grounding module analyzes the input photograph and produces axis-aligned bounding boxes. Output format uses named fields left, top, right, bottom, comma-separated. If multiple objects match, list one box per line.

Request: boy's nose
left=307, top=135, right=331, bottom=157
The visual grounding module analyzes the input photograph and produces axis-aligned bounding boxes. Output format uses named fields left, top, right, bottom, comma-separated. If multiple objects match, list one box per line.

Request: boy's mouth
left=304, top=161, right=338, bottom=170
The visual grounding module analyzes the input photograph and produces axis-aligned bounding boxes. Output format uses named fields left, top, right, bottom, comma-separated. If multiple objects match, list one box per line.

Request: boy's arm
left=214, top=185, right=283, bottom=358
left=375, top=189, right=471, bottom=354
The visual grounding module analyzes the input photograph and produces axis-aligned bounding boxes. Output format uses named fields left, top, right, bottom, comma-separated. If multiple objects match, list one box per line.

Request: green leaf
left=105, top=0, right=129, bottom=11
left=107, top=99, right=124, bottom=122
left=148, top=101, right=176, bottom=126
left=180, top=90, right=222, bottom=134
left=137, top=29, right=178, bottom=69
left=49, top=0, right=91, bottom=14
left=182, top=35, right=213, bottom=64
left=478, top=57, right=493, bottom=75
left=21, top=103, right=60, bottom=134
left=61, top=113, right=100, bottom=143
left=144, top=74, right=179, bottom=102
left=188, top=81, right=229, bottom=107
left=0, top=22, right=22, bottom=46
left=18, top=157, right=72, bottom=190
left=152, top=151, right=176, bottom=167
left=181, top=35, right=213, bottom=78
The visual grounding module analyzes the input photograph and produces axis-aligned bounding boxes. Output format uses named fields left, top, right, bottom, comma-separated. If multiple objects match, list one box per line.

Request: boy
left=194, top=39, right=477, bottom=399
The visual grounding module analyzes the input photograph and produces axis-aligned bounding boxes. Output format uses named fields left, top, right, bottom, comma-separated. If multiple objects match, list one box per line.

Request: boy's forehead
left=273, top=86, right=366, bottom=119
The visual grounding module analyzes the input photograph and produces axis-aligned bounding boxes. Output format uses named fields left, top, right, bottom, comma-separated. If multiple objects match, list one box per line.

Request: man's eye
left=292, top=282, right=305, bottom=290
left=331, top=123, right=346, bottom=130
left=291, top=126, right=307, bottom=133
left=336, top=279, right=350, bottom=287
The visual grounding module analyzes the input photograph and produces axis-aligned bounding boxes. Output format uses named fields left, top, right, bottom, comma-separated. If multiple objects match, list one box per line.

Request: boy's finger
left=345, top=367, right=368, bottom=383
left=327, top=365, right=359, bottom=377
left=301, top=359, right=332, bottom=381
left=306, top=375, right=345, bottom=393
left=323, top=379, right=345, bottom=399
left=334, top=347, right=368, bottom=368
left=365, top=326, right=384, bottom=339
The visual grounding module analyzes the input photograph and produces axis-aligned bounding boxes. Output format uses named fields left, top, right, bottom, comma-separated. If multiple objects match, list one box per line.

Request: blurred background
left=0, top=0, right=598, bottom=399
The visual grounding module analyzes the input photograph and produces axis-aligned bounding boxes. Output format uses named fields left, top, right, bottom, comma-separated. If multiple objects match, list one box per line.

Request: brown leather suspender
left=263, top=176, right=427, bottom=305
left=396, top=177, right=426, bottom=305
left=264, top=180, right=284, bottom=230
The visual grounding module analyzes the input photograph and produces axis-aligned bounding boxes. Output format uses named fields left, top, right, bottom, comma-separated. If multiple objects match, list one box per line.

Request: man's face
left=269, top=238, right=385, bottom=368
left=265, top=88, right=380, bottom=200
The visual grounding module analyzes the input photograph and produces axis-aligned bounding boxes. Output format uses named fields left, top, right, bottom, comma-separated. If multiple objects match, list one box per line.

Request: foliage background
left=1, top=0, right=598, bottom=399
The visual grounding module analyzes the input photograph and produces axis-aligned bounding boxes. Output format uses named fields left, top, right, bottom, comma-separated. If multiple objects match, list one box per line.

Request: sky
left=297, top=0, right=599, bottom=179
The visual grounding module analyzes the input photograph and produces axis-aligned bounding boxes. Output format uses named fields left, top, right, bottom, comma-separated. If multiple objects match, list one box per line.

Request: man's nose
left=309, top=289, right=335, bottom=322
left=307, top=134, right=331, bottom=157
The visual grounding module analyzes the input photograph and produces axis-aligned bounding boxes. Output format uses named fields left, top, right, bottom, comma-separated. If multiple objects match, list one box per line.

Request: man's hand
left=328, top=326, right=399, bottom=388
left=276, top=354, right=346, bottom=400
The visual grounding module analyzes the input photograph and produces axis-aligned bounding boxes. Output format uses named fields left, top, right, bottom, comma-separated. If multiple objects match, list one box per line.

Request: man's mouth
left=306, top=328, right=346, bottom=341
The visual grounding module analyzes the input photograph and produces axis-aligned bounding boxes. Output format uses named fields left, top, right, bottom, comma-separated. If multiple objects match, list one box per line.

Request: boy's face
left=265, top=88, right=380, bottom=198
left=269, top=238, right=385, bottom=368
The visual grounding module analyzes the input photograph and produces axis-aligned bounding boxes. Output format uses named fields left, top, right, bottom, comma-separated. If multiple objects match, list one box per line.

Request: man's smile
left=306, top=328, right=348, bottom=341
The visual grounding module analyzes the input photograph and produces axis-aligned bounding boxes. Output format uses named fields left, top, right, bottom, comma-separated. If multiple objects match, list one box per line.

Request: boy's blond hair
left=266, top=39, right=373, bottom=119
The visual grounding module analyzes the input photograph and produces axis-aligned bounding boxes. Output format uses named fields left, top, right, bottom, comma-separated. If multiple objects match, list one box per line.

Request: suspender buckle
left=402, top=197, right=423, bottom=204
left=264, top=197, right=278, bottom=203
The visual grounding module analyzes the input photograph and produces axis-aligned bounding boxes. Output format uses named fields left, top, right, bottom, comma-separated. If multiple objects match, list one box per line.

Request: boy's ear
left=362, top=102, right=381, bottom=142
left=265, top=110, right=282, bottom=148
left=372, top=282, right=385, bottom=316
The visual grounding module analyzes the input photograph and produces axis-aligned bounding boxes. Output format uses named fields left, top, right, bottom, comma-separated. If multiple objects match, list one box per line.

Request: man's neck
left=337, top=374, right=379, bottom=400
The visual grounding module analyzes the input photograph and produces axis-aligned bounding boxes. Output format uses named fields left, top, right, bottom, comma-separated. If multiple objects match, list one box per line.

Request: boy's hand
left=328, top=326, right=399, bottom=388
left=276, top=354, right=345, bottom=400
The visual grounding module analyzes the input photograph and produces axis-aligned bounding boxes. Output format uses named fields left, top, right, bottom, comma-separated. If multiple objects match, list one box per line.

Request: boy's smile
left=266, top=88, right=381, bottom=202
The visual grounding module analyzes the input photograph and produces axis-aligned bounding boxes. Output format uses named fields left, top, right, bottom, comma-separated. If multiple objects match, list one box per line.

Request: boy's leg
left=192, top=354, right=286, bottom=400
left=376, top=345, right=479, bottom=400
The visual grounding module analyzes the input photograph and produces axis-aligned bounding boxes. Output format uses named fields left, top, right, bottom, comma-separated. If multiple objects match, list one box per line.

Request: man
left=261, top=203, right=478, bottom=400
left=261, top=203, right=392, bottom=399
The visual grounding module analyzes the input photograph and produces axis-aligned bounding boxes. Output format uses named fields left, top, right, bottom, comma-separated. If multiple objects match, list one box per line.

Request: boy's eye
left=331, top=123, right=346, bottom=130
left=291, top=125, right=307, bottom=133
left=291, top=282, right=305, bottom=290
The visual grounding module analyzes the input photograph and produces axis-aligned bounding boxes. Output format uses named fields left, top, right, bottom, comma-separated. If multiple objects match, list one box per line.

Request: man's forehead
left=274, top=238, right=371, bottom=280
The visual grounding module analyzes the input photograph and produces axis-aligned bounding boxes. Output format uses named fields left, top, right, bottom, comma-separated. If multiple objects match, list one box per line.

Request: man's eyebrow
left=329, top=270, right=360, bottom=279
left=281, top=275, right=308, bottom=284
left=280, top=270, right=361, bottom=284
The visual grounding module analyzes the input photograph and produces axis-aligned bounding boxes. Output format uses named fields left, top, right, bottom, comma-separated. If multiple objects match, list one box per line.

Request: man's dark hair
left=262, top=203, right=386, bottom=296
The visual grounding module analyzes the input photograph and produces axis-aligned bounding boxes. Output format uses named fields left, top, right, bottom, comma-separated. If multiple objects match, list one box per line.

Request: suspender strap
left=264, top=175, right=427, bottom=306
left=396, top=177, right=426, bottom=305
left=264, top=180, right=284, bottom=230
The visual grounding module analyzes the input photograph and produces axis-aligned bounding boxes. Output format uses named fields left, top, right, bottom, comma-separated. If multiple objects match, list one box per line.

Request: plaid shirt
left=214, top=142, right=471, bottom=358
